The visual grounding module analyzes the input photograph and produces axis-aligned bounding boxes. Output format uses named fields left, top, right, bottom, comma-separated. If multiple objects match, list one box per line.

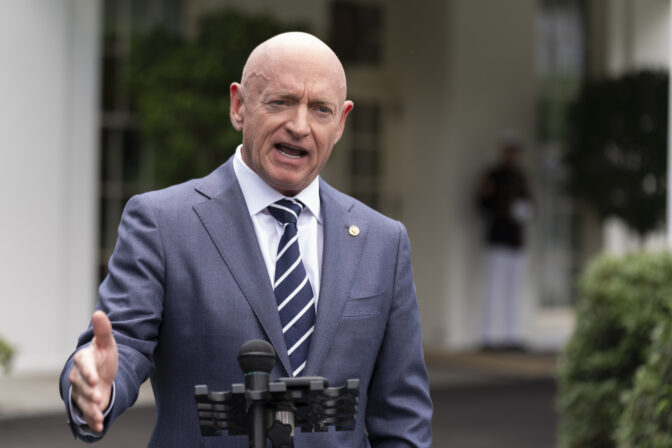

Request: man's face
left=230, top=52, right=353, bottom=196
left=502, top=146, right=521, bottom=166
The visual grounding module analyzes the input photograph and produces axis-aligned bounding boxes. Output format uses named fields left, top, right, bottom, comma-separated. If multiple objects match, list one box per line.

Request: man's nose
left=285, top=105, right=310, bottom=137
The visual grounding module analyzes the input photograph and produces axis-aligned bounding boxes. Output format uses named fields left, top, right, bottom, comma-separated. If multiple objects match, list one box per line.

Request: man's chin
left=268, top=176, right=310, bottom=197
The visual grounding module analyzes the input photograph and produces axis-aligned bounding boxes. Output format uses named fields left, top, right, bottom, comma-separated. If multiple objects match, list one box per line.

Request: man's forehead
left=242, top=33, right=348, bottom=99
left=246, top=61, right=346, bottom=102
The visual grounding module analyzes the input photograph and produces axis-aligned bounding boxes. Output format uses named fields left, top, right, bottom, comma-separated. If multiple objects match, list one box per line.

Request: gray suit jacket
left=60, top=158, right=432, bottom=447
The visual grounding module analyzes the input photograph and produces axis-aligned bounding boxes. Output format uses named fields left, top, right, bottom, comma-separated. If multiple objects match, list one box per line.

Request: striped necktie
left=267, top=199, right=315, bottom=377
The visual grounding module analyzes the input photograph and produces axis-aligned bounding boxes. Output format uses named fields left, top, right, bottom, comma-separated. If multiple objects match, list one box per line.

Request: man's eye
left=317, top=106, right=332, bottom=114
left=272, top=100, right=286, bottom=106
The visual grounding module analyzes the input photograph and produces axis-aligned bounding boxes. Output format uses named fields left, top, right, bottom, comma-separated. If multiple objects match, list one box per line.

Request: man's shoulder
left=139, top=160, right=233, bottom=198
left=126, top=160, right=235, bottom=213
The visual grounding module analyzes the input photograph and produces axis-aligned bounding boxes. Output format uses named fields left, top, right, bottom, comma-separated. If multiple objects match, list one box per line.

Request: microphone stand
left=237, top=340, right=275, bottom=448
left=194, top=339, right=359, bottom=448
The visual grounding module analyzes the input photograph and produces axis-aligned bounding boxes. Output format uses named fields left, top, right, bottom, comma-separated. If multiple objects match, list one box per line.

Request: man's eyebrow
left=263, top=92, right=337, bottom=107
left=311, top=97, right=336, bottom=105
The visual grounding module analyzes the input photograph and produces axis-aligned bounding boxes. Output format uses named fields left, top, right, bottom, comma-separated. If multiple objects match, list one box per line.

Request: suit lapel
left=192, top=160, right=292, bottom=375
left=191, top=162, right=367, bottom=377
left=305, top=181, right=368, bottom=376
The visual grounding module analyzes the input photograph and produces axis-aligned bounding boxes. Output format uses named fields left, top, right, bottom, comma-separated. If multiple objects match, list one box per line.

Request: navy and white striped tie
left=268, top=199, right=315, bottom=377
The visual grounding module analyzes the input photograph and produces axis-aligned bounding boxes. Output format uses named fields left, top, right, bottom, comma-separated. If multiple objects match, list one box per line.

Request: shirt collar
left=233, top=145, right=322, bottom=222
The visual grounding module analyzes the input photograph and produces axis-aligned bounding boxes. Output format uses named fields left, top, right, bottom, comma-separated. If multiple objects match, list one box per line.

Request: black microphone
left=237, top=339, right=276, bottom=448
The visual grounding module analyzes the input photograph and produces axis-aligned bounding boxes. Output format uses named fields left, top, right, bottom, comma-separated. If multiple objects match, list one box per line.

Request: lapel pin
left=348, top=225, right=360, bottom=237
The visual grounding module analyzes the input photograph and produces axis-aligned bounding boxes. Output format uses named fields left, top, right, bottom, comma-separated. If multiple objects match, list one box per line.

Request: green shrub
left=616, top=306, right=672, bottom=448
left=557, top=252, right=672, bottom=448
left=0, top=336, right=15, bottom=374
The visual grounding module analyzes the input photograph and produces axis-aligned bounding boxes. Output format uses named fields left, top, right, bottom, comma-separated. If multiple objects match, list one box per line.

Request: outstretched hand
left=69, top=310, right=118, bottom=433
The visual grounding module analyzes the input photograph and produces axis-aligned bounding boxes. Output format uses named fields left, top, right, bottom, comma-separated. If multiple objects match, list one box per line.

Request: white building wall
left=606, top=0, right=669, bottom=75
left=630, top=0, right=669, bottom=68
left=0, top=0, right=101, bottom=373
left=384, top=0, right=452, bottom=347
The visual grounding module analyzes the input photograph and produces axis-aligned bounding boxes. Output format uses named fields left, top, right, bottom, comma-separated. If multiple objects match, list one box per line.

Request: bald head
left=241, top=32, right=348, bottom=101
left=229, top=31, right=354, bottom=196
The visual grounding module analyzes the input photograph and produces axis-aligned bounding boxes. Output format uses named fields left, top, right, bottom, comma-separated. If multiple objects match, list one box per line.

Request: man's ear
left=230, top=83, right=245, bottom=131
left=333, top=100, right=354, bottom=144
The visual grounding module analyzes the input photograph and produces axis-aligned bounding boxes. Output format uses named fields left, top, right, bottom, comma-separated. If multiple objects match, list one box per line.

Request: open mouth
left=275, top=143, right=307, bottom=159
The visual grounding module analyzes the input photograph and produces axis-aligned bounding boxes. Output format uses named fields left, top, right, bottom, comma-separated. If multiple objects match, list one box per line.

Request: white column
left=0, top=0, right=101, bottom=373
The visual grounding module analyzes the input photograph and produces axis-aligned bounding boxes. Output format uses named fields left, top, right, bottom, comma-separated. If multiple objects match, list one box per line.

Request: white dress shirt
left=233, top=145, right=323, bottom=303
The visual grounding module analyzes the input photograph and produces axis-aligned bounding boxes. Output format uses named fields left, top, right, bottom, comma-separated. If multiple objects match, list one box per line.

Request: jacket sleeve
left=59, top=194, right=165, bottom=441
left=365, top=222, right=433, bottom=447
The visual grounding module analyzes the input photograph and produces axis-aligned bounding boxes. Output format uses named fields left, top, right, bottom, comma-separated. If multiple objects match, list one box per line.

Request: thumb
left=92, top=310, right=115, bottom=350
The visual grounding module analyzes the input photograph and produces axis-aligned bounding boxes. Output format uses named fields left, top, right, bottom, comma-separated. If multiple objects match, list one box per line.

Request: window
left=349, top=103, right=382, bottom=209
left=330, top=1, right=383, bottom=65
left=535, top=0, right=586, bottom=307
left=99, top=0, right=181, bottom=281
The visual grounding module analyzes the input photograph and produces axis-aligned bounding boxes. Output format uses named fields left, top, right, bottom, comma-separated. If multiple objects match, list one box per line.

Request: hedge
left=557, top=252, right=672, bottom=448
left=616, top=304, right=672, bottom=448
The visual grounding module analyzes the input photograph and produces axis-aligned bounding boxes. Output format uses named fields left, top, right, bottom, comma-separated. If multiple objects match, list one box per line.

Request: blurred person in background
left=477, top=136, right=533, bottom=351
left=59, top=31, right=432, bottom=447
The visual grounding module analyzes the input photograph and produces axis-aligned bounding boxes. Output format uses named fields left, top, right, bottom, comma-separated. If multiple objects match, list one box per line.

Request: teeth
left=279, top=150, right=301, bottom=159
left=277, top=144, right=303, bottom=159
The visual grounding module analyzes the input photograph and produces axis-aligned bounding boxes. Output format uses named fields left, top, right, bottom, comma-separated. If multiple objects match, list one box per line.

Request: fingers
left=70, top=347, right=107, bottom=406
left=67, top=311, right=117, bottom=433
left=70, top=365, right=100, bottom=403
left=72, top=344, right=100, bottom=386
left=92, top=310, right=114, bottom=350
left=69, top=353, right=108, bottom=433
left=70, top=370, right=106, bottom=432
left=75, top=397, right=105, bottom=432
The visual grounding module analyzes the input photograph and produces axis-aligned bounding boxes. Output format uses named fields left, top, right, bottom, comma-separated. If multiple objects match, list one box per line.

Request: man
left=60, top=32, right=432, bottom=447
left=477, top=138, right=533, bottom=351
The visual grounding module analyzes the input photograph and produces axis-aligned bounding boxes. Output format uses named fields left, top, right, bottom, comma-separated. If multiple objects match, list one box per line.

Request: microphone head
left=237, top=339, right=276, bottom=373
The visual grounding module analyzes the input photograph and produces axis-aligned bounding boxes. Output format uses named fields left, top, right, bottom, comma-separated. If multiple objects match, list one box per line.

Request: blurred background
left=1, top=0, right=670, bottom=447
